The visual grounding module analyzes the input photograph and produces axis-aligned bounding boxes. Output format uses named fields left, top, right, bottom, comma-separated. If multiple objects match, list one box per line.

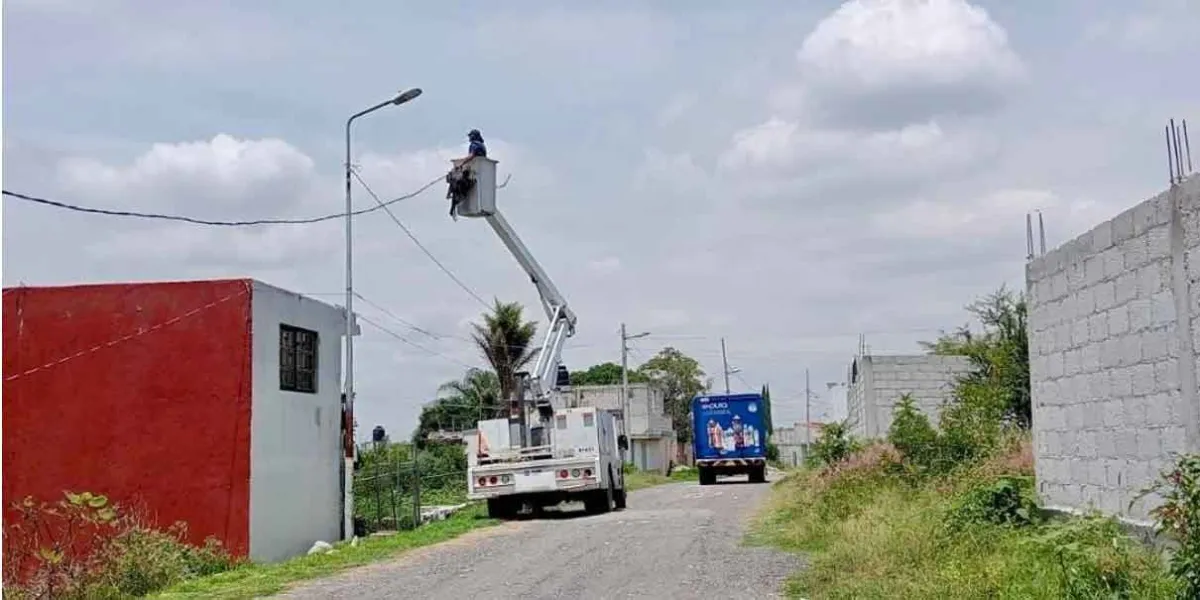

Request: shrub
left=946, top=476, right=1040, bottom=533
left=806, top=421, right=860, bottom=468
left=1138, top=453, right=1200, bottom=598
left=887, top=394, right=942, bottom=472
left=2, top=491, right=238, bottom=599
left=1023, top=517, right=1167, bottom=600
left=765, top=441, right=780, bottom=463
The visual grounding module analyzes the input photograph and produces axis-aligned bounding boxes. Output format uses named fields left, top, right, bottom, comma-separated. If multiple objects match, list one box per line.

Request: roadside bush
left=1022, top=516, right=1171, bottom=600
left=1138, top=453, right=1200, bottom=598
left=946, top=476, right=1040, bottom=533
left=765, top=441, right=780, bottom=463
left=887, top=394, right=942, bottom=472
left=2, top=491, right=238, bottom=599
left=806, top=421, right=860, bottom=468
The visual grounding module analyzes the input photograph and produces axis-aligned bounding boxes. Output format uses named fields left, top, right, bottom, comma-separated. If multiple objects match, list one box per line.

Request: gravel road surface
left=280, top=477, right=801, bottom=599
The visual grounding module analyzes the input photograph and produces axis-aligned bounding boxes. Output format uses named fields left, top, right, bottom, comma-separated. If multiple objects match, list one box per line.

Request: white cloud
left=789, top=0, right=1023, bottom=126
left=58, top=134, right=318, bottom=216
left=714, top=118, right=991, bottom=207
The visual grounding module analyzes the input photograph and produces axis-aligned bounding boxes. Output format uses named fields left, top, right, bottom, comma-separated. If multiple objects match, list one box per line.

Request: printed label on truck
left=692, top=394, right=766, bottom=461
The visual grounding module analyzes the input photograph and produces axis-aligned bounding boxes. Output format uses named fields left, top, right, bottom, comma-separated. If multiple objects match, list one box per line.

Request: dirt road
left=280, top=477, right=800, bottom=599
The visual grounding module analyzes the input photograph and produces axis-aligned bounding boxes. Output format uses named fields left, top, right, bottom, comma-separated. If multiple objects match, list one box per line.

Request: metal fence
left=352, top=444, right=469, bottom=534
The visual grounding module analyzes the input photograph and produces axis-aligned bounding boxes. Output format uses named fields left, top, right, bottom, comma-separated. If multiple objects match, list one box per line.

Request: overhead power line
left=350, top=169, right=491, bottom=309
left=1, top=174, right=444, bottom=226
left=357, top=314, right=473, bottom=369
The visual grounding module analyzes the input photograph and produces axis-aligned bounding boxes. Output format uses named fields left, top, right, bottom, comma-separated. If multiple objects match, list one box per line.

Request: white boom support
left=483, top=210, right=578, bottom=403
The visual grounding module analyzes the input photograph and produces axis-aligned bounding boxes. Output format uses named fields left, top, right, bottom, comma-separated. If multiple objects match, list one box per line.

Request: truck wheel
left=749, top=465, right=767, bottom=484
left=611, top=467, right=627, bottom=510
left=585, top=486, right=613, bottom=515
left=698, top=468, right=715, bottom=486
left=486, top=497, right=514, bottom=520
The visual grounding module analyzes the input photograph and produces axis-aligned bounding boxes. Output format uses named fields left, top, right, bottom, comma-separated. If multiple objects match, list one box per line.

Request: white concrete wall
left=1027, top=175, right=1200, bottom=523
left=249, top=281, right=345, bottom=563
left=632, top=438, right=671, bottom=473
left=846, top=355, right=973, bottom=439
left=557, top=383, right=673, bottom=437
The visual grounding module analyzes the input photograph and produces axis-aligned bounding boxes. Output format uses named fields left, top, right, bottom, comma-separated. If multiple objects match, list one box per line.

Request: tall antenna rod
left=1038, top=211, right=1047, bottom=256
left=1173, top=119, right=1185, bottom=183
left=1168, top=123, right=1177, bottom=184
left=1026, top=213, right=1034, bottom=260
left=1185, top=119, right=1194, bottom=175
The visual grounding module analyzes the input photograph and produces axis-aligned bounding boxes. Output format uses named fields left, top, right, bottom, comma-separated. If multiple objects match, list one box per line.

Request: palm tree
left=437, top=368, right=502, bottom=414
left=471, top=300, right=539, bottom=404
left=413, top=369, right=502, bottom=445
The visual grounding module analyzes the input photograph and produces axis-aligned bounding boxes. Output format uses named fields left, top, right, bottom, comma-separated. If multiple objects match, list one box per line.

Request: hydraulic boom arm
left=483, top=210, right=578, bottom=405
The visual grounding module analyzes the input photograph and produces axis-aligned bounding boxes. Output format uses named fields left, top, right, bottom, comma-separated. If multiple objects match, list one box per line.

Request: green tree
left=413, top=368, right=502, bottom=445
left=471, top=300, right=539, bottom=404
left=761, top=383, right=775, bottom=435
left=636, top=347, right=707, bottom=444
left=569, top=362, right=651, bottom=386
left=887, top=393, right=940, bottom=471
left=923, top=286, right=1030, bottom=427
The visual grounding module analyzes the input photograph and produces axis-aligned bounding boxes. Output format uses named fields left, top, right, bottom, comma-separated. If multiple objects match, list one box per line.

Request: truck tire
left=487, top=497, right=515, bottom=520
left=698, top=467, right=716, bottom=486
left=585, top=485, right=613, bottom=515
left=611, top=467, right=627, bottom=510
left=749, top=465, right=767, bottom=484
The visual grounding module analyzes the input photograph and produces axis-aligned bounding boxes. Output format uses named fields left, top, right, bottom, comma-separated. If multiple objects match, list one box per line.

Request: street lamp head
left=393, top=88, right=423, bottom=105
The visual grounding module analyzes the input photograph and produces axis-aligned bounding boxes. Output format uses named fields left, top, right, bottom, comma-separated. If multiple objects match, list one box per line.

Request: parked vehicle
left=691, top=393, right=768, bottom=485
left=467, top=407, right=626, bottom=518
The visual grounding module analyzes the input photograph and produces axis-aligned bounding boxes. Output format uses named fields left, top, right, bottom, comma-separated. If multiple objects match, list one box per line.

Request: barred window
left=280, top=324, right=318, bottom=393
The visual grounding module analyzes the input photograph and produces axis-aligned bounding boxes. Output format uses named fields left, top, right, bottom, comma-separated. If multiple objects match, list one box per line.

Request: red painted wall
left=3, top=279, right=255, bottom=556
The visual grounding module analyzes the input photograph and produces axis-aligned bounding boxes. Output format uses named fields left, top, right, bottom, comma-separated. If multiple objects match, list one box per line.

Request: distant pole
left=411, top=455, right=421, bottom=528
left=620, top=322, right=630, bottom=461
left=620, top=324, right=650, bottom=463
left=805, top=368, right=812, bottom=454
left=721, top=338, right=731, bottom=394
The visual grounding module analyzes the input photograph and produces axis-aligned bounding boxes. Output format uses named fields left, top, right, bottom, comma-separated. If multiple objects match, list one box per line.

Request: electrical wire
left=353, top=292, right=444, bottom=341
left=357, top=314, right=474, bottom=369
left=350, top=169, right=491, bottom=310
left=1, top=176, right=445, bottom=226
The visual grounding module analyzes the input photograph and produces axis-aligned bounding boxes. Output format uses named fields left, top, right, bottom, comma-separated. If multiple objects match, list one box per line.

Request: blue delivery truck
left=691, top=393, right=768, bottom=485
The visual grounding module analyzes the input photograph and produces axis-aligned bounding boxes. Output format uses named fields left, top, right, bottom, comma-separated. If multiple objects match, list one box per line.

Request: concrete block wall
left=1027, top=175, right=1200, bottom=523
left=845, top=354, right=974, bottom=439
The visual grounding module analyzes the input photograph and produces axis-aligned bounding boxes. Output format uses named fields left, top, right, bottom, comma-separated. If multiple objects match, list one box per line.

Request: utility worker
left=447, top=129, right=488, bottom=219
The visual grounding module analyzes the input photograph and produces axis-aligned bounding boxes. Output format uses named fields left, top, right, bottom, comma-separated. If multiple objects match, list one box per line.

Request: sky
left=3, top=0, right=1198, bottom=438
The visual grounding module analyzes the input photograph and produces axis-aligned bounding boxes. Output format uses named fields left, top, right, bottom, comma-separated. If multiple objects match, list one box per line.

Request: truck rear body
left=466, top=406, right=625, bottom=513
left=691, top=393, right=768, bottom=484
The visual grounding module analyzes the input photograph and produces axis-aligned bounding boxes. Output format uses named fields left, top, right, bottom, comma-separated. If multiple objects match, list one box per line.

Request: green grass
left=753, top=444, right=1178, bottom=599
left=624, top=467, right=698, bottom=491
left=151, top=506, right=496, bottom=600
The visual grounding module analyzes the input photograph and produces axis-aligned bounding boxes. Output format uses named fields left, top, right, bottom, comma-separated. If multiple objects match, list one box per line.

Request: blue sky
left=4, top=0, right=1198, bottom=437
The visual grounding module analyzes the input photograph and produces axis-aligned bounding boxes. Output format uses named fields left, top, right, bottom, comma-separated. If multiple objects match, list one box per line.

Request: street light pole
left=342, top=87, right=422, bottom=540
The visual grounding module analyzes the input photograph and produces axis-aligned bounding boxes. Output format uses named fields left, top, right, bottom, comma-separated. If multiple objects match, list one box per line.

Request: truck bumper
left=467, top=461, right=603, bottom=501
left=696, top=457, right=766, bottom=475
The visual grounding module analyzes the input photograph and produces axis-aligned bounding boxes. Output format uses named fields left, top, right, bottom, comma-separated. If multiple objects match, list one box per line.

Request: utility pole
left=721, top=338, right=731, bottom=394
left=620, top=323, right=649, bottom=465
left=805, top=368, right=812, bottom=457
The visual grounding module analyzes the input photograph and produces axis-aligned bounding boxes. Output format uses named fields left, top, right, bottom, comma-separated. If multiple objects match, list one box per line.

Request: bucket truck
left=448, top=156, right=628, bottom=519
